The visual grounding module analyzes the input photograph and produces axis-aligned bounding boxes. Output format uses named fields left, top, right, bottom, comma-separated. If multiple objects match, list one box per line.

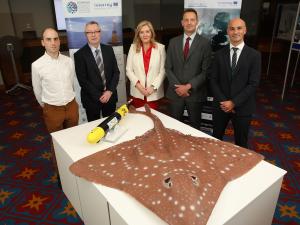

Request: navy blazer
left=210, top=44, right=261, bottom=115
left=74, top=44, right=120, bottom=108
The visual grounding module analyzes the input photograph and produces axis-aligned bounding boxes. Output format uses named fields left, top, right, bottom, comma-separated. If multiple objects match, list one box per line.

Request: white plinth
left=51, top=109, right=286, bottom=225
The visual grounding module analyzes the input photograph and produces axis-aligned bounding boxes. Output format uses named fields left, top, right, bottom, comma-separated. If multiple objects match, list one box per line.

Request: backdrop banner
left=185, top=0, right=242, bottom=52
left=62, top=0, right=127, bottom=123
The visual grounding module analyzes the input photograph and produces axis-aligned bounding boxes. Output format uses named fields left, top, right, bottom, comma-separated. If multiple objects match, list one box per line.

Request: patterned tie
left=95, top=49, right=106, bottom=88
left=231, top=47, right=238, bottom=71
left=183, top=37, right=191, bottom=60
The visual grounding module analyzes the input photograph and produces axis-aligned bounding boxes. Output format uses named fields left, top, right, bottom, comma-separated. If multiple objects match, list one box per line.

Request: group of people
left=127, top=9, right=261, bottom=149
left=32, top=8, right=261, bottom=179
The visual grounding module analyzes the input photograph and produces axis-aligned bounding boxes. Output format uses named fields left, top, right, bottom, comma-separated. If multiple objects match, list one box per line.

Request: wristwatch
left=151, top=85, right=157, bottom=91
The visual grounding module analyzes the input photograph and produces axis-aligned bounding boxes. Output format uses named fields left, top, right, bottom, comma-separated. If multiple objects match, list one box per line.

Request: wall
left=161, top=0, right=183, bottom=29
left=0, top=0, right=273, bottom=43
left=0, top=0, right=55, bottom=38
left=0, top=69, right=3, bottom=86
left=122, top=0, right=135, bottom=29
left=0, top=0, right=15, bottom=36
left=122, top=0, right=183, bottom=30
left=240, top=0, right=262, bottom=36
left=1, top=0, right=182, bottom=37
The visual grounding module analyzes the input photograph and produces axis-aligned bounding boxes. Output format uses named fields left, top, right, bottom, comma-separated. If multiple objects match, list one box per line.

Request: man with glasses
left=74, top=21, right=120, bottom=121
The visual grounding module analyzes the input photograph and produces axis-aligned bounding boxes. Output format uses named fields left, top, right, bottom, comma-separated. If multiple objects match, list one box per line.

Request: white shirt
left=183, top=31, right=197, bottom=49
left=31, top=52, right=76, bottom=107
left=230, top=42, right=245, bottom=66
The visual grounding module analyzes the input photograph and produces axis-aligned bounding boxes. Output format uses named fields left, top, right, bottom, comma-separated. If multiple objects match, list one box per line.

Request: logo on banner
left=66, top=1, right=78, bottom=14
left=94, top=0, right=119, bottom=9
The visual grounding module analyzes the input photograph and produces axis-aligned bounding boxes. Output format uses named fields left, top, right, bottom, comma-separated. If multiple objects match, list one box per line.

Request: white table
left=51, top=109, right=286, bottom=225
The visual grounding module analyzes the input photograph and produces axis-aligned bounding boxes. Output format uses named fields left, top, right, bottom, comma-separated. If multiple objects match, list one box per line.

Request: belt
left=44, top=98, right=75, bottom=108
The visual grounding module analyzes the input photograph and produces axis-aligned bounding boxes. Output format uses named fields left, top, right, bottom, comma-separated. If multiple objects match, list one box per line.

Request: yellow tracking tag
left=116, top=104, right=129, bottom=117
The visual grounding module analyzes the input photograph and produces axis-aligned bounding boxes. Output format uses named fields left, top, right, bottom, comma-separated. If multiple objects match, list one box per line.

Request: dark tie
left=183, top=37, right=191, bottom=60
left=231, top=47, right=238, bottom=71
left=95, top=49, right=106, bottom=88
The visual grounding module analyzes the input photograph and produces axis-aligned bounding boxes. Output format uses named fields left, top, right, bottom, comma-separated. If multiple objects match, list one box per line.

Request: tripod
left=5, top=43, right=31, bottom=94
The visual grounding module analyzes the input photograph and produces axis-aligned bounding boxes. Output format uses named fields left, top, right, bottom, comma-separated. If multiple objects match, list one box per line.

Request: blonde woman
left=126, top=20, right=166, bottom=109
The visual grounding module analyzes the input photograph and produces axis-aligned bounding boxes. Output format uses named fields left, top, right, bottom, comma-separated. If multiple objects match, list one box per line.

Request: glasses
left=85, top=30, right=101, bottom=36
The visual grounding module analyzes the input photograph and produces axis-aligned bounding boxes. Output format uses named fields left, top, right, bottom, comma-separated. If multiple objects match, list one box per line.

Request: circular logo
left=67, top=1, right=78, bottom=14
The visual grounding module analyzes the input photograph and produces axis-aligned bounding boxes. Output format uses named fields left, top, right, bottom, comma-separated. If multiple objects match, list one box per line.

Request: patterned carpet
left=0, top=75, right=299, bottom=224
left=0, top=91, right=83, bottom=224
left=223, top=77, right=300, bottom=225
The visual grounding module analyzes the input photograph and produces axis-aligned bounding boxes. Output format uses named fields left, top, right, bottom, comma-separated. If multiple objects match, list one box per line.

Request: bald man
left=210, top=18, right=261, bottom=148
left=32, top=28, right=79, bottom=180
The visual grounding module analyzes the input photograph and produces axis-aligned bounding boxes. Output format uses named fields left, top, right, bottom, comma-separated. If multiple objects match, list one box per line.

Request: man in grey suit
left=166, top=8, right=211, bottom=129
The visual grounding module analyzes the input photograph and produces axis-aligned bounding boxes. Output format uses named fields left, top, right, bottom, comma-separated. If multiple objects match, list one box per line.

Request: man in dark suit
left=210, top=18, right=261, bottom=148
left=166, top=8, right=211, bottom=129
left=74, top=21, right=120, bottom=122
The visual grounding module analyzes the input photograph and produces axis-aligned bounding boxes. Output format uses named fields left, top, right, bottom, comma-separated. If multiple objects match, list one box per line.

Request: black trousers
left=169, top=99, right=203, bottom=129
left=85, top=100, right=116, bottom=122
left=212, top=109, right=252, bottom=148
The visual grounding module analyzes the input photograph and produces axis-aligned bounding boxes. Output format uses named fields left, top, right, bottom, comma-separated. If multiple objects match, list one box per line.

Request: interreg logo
left=67, top=1, right=78, bottom=14
left=94, top=1, right=119, bottom=8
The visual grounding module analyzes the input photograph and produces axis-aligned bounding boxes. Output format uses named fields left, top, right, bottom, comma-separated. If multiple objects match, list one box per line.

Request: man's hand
left=220, top=100, right=235, bottom=113
left=100, top=90, right=112, bottom=103
left=174, top=83, right=191, bottom=97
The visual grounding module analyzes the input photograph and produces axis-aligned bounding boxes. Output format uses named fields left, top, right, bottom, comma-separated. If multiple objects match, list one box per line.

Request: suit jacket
left=74, top=44, right=120, bottom=109
left=210, top=44, right=261, bottom=116
left=126, top=42, right=166, bottom=101
left=165, top=33, right=211, bottom=102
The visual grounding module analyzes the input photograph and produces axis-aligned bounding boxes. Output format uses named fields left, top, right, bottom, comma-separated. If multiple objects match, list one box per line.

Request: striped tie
left=231, top=47, right=238, bottom=71
left=95, top=49, right=106, bottom=88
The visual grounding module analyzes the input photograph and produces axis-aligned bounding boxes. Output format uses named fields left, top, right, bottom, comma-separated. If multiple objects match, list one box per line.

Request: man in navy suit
left=210, top=18, right=261, bottom=148
left=166, top=8, right=211, bottom=129
left=74, top=21, right=120, bottom=122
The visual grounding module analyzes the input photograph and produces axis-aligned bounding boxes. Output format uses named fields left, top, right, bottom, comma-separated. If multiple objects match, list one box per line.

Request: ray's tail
left=128, top=105, right=173, bottom=153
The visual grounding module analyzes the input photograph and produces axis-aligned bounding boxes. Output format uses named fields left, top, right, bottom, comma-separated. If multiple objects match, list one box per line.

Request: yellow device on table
left=87, top=104, right=129, bottom=144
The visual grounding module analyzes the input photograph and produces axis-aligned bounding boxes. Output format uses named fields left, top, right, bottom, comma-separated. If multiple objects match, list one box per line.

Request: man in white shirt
left=210, top=18, right=261, bottom=148
left=32, top=28, right=79, bottom=179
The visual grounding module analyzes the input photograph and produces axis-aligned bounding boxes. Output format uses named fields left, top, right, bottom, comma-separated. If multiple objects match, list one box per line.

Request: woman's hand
left=136, top=82, right=148, bottom=96
left=146, top=86, right=155, bottom=96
